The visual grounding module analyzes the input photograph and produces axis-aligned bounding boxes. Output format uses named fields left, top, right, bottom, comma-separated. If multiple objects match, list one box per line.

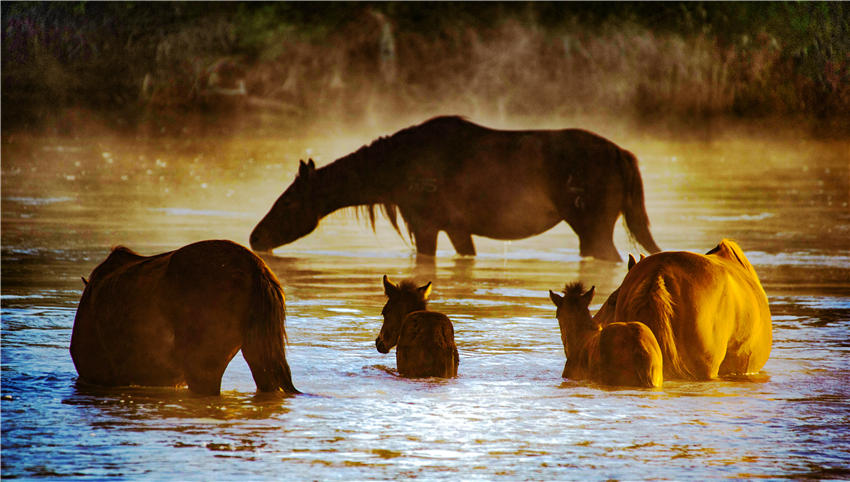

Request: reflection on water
left=2, top=133, right=849, bottom=479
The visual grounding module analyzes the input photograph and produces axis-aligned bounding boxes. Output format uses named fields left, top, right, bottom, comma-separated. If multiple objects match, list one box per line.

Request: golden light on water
left=3, top=3, right=849, bottom=479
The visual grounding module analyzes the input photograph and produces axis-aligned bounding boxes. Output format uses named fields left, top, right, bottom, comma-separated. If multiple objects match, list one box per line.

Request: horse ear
left=383, top=275, right=398, bottom=295
left=418, top=281, right=432, bottom=300
left=640, top=254, right=646, bottom=261
left=580, top=286, right=595, bottom=307
left=628, top=253, right=637, bottom=270
left=298, top=159, right=316, bottom=179
left=81, top=276, right=88, bottom=286
left=549, top=290, right=563, bottom=307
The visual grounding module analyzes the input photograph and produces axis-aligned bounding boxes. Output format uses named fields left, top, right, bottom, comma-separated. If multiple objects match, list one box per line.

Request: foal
left=549, top=282, right=662, bottom=388
left=376, top=275, right=459, bottom=378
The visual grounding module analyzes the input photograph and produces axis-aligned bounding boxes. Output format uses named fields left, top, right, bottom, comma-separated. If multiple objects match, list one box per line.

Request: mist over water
left=2, top=124, right=849, bottom=478
left=2, top=2, right=849, bottom=479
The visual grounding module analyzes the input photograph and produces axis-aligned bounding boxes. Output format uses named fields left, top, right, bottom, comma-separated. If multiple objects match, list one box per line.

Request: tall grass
left=2, top=2, right=847, bottom=135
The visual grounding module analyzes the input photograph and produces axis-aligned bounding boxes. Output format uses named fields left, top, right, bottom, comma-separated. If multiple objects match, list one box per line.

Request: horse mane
left=562, top=281, right=587, bottom=299
left=397, top=279, right=423, bottom=295
left=331, top=116, right=480, bottom=240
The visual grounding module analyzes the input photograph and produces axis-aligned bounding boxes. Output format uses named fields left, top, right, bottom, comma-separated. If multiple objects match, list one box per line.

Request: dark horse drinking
left=250, top=116, right=660, bottom=261
left=70, top=240, right=298, bottom=396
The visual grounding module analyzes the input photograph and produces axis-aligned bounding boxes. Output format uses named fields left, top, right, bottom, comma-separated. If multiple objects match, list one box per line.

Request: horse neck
left=562, top=314, right=601, bottom=373
left=313, top=147, right=397, bottom=216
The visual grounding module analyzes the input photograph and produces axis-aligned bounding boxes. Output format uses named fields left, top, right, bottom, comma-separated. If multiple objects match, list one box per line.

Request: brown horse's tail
left=631, top=273, right=691, bottom=379
left=242, top=262, right=299, bottom=394
left=618, top=149, right=661, bottom=254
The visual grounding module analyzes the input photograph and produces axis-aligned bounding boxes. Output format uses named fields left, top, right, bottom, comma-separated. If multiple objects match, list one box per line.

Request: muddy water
left=2, top=130, right=849, bottom=479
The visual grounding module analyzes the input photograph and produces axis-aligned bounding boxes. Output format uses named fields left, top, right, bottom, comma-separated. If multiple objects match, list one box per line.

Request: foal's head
left=549, top=282, right=598, bottom=357
left=376, top=275, right=432, bottom=354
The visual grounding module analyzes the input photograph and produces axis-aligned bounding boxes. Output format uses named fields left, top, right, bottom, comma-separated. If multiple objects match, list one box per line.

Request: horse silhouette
left=250, top=116, right=660, bottom=261
left=376, top=275, right=458, bottom=378
left=550, top=282, right=662, bottom=388
left=70, top=240, right=298, bottom=396
left=609, top=239, right=772, bottom=379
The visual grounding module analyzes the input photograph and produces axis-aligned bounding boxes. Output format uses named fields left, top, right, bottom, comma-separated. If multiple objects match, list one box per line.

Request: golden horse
left=611, top=239, right=772, bottom=380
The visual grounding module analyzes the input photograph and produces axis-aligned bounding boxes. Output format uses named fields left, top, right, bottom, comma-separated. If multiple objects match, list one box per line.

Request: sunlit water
left=2, top=130, right=849, bottom=479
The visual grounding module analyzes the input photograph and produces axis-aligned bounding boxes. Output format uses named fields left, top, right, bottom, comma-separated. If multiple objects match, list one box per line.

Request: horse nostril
left=376, top=338, right=388, bottom=354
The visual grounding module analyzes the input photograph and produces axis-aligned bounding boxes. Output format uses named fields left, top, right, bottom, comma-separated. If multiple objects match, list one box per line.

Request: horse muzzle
left=376, top=338, right=390, bottom=354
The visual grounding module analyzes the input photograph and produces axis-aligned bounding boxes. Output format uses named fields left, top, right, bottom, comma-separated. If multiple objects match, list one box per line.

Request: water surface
left=2, top=131, right=849, bottom=479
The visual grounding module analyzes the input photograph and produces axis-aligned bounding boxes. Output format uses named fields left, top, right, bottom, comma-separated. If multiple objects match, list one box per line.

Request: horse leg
left=556, top=196, right=621, bottom=261
left=177, top=314, right=243, bottom=396
left=568, top=219, right=621, bottom=262
left=446, top=230, right=476, bottom=256
left=183, top=345, right=240, bottom=396
left=412, top=225, right=439, bottom=257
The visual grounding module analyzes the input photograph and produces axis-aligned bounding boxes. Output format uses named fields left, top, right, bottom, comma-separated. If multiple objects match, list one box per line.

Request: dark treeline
left=2, top=2, right=848, bottom=135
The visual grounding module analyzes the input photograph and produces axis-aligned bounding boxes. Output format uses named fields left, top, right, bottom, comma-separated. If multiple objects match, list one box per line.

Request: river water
left=2, top=127, right=848, bottom=479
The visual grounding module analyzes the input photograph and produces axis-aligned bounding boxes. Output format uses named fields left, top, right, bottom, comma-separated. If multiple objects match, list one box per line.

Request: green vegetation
left=2, top=2, right=848, bottom=135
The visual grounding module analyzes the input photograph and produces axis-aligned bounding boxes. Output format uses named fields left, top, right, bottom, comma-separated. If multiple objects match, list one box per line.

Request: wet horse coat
left=611, top=239, right=772, bottom=379
left=70, top=240, right=298, bottom=395
left=376, top=276, right=458, bottom=378
left=250, top=116, right=660, bottom=261
left=550, top=283, right=663, bottom=388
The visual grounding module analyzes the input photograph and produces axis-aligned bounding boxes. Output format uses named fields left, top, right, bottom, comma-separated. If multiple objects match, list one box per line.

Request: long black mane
left=329, top=116, right=482, bottom=239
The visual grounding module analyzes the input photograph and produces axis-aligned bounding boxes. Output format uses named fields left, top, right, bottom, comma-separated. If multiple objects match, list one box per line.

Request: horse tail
left=630, top=272, right=691, bottom=379
left=241, top=261, right=299, bottom=394
left=618, top=149, right=661, bottom=254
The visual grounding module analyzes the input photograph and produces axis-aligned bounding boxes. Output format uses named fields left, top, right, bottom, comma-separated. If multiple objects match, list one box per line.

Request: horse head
left=376, top=275, right=431, bottom=354
left=250, top=159, right=321, bottom=252
left=549, top=282, right=597, bottom=358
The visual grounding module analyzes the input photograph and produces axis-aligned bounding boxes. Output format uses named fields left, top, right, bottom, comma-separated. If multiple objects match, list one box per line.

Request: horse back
left=161, top=240, right=279, bottom=346
left=71, top=246, right=178, bottom=386
left=615, top=249, right=771, bottom=378
left=397, top=311, right=458, bottom=378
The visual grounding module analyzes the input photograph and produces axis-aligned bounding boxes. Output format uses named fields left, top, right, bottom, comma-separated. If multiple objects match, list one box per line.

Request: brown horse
left=70, top=240, right=298, bottom=396
left=250, top=116, right=660, bottom=261
left=610, top=239, right=772, bottom=380
left=550, top=282, right=662, bottom=388
left=376, top=275, right=459, bottom=378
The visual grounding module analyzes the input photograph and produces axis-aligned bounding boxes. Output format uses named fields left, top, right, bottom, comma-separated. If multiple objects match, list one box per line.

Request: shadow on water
left=63, top=383, right=295, bottom=421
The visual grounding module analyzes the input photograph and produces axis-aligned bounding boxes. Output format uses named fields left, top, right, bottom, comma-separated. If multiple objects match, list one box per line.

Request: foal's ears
left=81, top=276, right=88, bottom=286
left=580, top=286, right=595, bottom=307
left=418, top=281, right=432, bottom=300
left=549, top=290, right=563, bottom=307
left=383, top=274, right=398, bottom=295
